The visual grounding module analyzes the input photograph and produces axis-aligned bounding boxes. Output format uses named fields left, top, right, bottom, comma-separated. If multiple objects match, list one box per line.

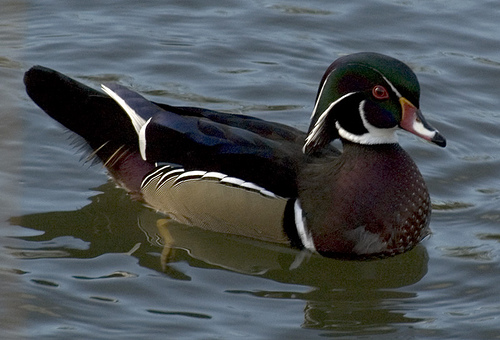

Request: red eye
left=372, top=85, right=389, bottom=100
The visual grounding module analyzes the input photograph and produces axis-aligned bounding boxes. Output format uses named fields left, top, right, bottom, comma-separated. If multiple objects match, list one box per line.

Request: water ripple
left=432, top=201, right=474, bottom=211
left=73, top=271, right=139, bottom=280
left=146, top=309, right=212, bottom=319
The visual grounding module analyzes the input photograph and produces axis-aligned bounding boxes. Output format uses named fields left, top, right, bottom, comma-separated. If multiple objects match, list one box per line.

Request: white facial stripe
left=359, top=100, right=398, bottom=143
left=336, top=100, right=398, bottom=145
left=101, top=84, right=146, bottom=135
left=304, top=92, right=358, bottom=151
left=310, top=71, right=334, bottom=118
left=304, top=107, right=330, bottom=149
left=294, top=200, right=316, bottom=252
left=381, top=75, right=402, bottom=98
left=366, top=66, right=403, bottom=98
left=336, top=122, right=397, bottom=145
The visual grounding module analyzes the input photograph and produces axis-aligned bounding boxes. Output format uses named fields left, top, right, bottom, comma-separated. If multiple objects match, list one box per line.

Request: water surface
left=2, top=0, right=500, bottom=338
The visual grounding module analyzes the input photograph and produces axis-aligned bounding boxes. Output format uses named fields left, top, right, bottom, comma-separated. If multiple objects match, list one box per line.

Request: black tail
left=24, top=66, right=154, bottom=193
left=24, top=66, right=140, bottom=163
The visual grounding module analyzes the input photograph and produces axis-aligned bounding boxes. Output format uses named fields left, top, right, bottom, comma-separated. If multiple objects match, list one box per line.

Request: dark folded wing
left=103, top=83, right=306, bottom=197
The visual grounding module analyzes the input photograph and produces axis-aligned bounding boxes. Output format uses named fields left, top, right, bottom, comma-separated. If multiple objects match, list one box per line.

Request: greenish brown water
left=2, top=0, right=500, bottom=338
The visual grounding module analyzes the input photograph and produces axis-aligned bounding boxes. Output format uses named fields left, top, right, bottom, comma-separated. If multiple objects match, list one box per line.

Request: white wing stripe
left=139, top=118, right=151, bottom=160
left=101, top=84, right=146, bottom=135
left=142, top=167, right=279, bottom=198
left=202, top=172, right=228, bottom=180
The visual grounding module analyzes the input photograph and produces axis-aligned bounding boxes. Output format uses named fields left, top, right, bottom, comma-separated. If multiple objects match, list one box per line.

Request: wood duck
left=24, top=52, right=446, bottom=259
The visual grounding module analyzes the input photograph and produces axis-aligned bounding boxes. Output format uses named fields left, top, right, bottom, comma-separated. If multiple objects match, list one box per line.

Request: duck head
left=303, top=52, right=446, bottom=154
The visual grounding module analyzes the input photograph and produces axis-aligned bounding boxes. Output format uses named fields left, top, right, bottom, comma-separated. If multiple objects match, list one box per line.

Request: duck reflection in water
left=11, top=180, right=429, bottom=331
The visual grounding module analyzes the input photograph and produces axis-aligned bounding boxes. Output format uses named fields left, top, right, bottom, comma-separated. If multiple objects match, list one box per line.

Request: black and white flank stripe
left=141, top=164, right=279, bottom=199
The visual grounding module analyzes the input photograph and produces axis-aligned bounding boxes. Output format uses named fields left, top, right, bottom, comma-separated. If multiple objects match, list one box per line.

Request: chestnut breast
left=298, top=142, right=430, bottom=257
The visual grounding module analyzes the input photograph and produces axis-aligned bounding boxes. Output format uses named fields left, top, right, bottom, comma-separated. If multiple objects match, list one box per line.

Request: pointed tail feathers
left=24, top=66, right=141, bottom=161
left=24, top=66, right=155, bottom=192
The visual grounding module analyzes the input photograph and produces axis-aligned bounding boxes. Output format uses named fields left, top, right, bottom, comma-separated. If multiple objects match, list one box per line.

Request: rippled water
left=2, top=0, right=500, bottom=338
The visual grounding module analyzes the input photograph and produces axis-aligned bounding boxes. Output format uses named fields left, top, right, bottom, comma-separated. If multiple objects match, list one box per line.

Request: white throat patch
left=336, top=100, right=398, bottom=145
